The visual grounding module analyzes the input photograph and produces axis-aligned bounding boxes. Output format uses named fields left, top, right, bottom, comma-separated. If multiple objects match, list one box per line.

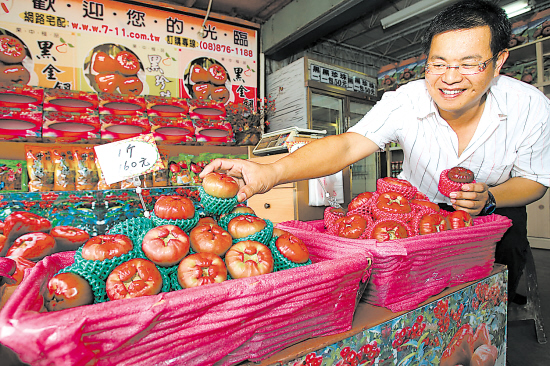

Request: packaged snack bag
left=25, top=145, right=54, bottom=192
left=52, top=146, right=77, bottom=191
left=0, top=160, right=27, bottom=192
left=73, top=146, right=99, bottom=191
left=168, top=153, right=193, bottom=186
left=152, top=148, right=169, bottom=187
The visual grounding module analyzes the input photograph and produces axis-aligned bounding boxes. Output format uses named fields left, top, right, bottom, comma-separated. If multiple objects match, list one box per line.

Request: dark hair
left=421, top=0, right=511, bottom=56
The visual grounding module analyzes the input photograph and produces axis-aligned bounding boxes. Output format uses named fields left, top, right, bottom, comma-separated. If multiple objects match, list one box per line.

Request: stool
left=507, top=246, right=547, bottom=344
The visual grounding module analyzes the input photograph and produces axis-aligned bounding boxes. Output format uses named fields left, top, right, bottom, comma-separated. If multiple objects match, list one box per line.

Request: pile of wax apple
left=324, top=167, right=476, bottom=242
left=40, top=172, right=311, bottom=312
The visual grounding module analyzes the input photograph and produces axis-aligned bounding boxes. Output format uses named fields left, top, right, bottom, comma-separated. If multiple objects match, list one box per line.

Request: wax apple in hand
left=227, top=215, right=266, bottom=239
left=81, top=234, right=133, bottom=261
left=50, top=226, right=90, bottom=252
left=106, top=258, right=162, bottom=300
left=275, top=233, right=310, bottom=263
left=225, top=240, right=274, bottom=279
left=7, top=232, right=56, bottom=261
left=154, top=195, right=195, bottom=220
left=177, top=252, right=227, bottom=288
left=142, top=225, right=190, bottom=267
left=202, top=172, right=240, bottom=199
left=189, top=223, right=232, bottom=256
left=44, top=272, right=94, bottom=311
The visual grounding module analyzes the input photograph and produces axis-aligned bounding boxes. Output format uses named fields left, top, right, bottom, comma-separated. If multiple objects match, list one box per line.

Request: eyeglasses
left=425, top=53, right=501, bottom=75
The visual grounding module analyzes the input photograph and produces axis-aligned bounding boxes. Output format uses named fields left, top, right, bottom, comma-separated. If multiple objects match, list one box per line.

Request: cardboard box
left=0, top=84, right=43, bottom=112
left=0, top=231, right=372, bottom=366
left=145, top=95, right=189, bottom=118
left=98, top=92, right=146, bottom=116
left=100, top=113, right=151, bottom=141
left=42, top=111, right=101, bottom=144
left=193, top=119, right=234, bottom=145
left=43, top=88, right=99, bottom=114
left=0, top=108, right=42, bottom=141
left=188, top=99, right=226, bottom=120
left=149, top=115, right=195, bottom=144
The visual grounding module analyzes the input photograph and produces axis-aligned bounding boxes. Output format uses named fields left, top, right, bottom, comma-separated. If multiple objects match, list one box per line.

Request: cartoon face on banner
left=0, top=28, right=35, bottom=86
left=183, top=57, right=231, bottom=104
left=83, top=43, right=147, bottom=96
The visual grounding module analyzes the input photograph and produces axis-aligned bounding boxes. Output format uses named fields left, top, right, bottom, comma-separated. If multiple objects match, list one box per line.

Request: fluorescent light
left=503, top=0, right=532, bottom=18
left=380, top=0, right=456, bottom=29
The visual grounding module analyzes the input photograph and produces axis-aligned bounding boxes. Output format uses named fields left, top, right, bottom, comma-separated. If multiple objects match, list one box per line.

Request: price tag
left=94, top=134, right=164, bottom=185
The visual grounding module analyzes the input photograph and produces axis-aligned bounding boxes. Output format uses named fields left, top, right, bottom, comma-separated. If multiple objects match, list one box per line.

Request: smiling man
left=201, top=0, right=550, bottom=303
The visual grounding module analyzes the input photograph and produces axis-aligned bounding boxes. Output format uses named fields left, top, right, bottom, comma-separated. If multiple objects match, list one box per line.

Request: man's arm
left=200, top=132, right=379, bottom=201
left=451, top=177, right=548, bottom=215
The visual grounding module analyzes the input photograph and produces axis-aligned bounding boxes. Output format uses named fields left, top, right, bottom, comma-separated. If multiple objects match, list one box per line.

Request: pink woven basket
left=277, top=214, right=512, bottom=312
left=0, top=239, right=372, bottom=366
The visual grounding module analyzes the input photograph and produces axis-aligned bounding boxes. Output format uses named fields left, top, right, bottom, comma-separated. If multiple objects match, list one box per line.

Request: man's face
left=425, top=26, right=507, bottom=119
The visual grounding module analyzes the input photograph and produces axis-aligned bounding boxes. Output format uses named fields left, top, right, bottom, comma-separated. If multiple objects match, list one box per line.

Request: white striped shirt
left=348, top=75, right=550, bottom=204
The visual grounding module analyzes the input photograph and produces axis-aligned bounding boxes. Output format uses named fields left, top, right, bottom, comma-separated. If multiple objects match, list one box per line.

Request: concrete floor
left=507, top=247, right=550, bottom=366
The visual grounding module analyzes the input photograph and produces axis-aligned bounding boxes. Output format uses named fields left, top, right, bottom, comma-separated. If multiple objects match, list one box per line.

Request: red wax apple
left=177, top=252, right=227, bottom=288
left=197, top=216, right=217, bottom=225
left=3, top=211, right=52, bottom=248
left=119, top=75, right=143, bottom=95
left=272, top=228, right=289, bottom=238
left=208, top=64, right=228, bottom=85
left=440, top=324, right=474, bottom=366
left=81, top=234, right=133, bottom=261
left=154, top=195, right=195, bottom=220
left=7, top=232, right=56, bottom=261
left=417, top=212, right=450, bottom=235
left=447, top=210, right=474, bottom=229
left=192, top=83, right=212, bottom=99
left=380, top=177, right=413, bottom=188
left=0, top=36, right=26, bottom=64
left=142, top=225, right=190, bottom=267
left=225, top=240, right=274, bottom=279
left=190, top=64, right=210, bottom=83
left=370, top=219, right=409, bottom=242
left=470, top=344, right=498, bottom=366
left=374, top=191, right=412, bottom=218
left=410, top=199, right=440, bottom=212
left=0, top=220, right=4, bottom=234
left=447, top=167, right=474, bottom=183
left=231, top=205, right=255, bottom=215
left=227, top=215, right=266, bottom=239
left=5, top=255, right=35, bottom=287
left=115, top=51, right=140, bottom=75
left=106, top=258, right=163, bottom=300
left=473, top=323, right=491, bottom=350
left=0, top=235, right=7, bottom=257
left=43, top=272, right=94, bottom=311
left=333, top=214, right=367, bottom=239
left=189, top=223, right=232, bottom=256
left=348, top=191, right=374, bottom=212
left=95, top=73, right=120, bottom=93
left=211, top=86, right=230, bottom=103
left=0, top=63, right=30, bottom=85
left=92, top=51, right=119, bottom=73
left=275, top=233, right=310, bottom=263
left=50, top=226, right=90, bottom=252
left=202, top=172, right=239, bottom=199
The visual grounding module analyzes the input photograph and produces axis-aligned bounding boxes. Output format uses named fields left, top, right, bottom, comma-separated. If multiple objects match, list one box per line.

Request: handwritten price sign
left=94, top=134, right=164, bottom=185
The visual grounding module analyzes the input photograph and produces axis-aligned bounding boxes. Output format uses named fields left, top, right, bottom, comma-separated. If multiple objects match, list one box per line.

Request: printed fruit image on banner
left=183, top=57, right=231, bottom=104
left=83, top=44, right=147, bottom=96
left=0, top=28, right=34, bottom=87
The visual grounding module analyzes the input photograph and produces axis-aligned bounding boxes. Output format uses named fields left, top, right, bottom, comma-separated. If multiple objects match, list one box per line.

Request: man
left=200, top=0, right=550, bottom=303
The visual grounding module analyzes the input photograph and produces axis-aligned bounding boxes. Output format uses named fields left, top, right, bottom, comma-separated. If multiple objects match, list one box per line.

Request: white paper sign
left=94, top=134, right=164, bottom=185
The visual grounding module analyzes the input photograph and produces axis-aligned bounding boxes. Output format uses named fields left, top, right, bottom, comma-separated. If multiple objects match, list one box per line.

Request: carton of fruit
left=0, top=238, right=372, bottom=365
left=277, top=214, right=512, bottom=312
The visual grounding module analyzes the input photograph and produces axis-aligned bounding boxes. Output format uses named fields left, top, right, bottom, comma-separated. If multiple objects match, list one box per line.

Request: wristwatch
left=481, top=191, right=497, bottom=215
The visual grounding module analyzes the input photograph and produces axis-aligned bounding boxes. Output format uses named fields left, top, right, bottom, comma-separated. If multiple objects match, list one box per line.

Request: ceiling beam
left=262, top=0, right=387, bottom=61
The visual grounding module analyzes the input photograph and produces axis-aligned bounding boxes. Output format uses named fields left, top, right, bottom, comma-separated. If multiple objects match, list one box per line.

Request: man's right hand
left=199, top=158, right=279, bottom=202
